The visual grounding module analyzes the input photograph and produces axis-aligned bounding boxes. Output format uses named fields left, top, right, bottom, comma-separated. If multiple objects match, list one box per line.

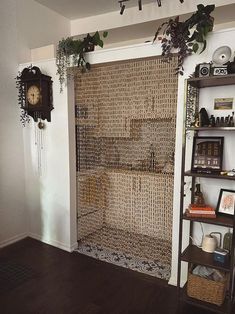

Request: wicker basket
left=187, top=272, right=227, bottom=306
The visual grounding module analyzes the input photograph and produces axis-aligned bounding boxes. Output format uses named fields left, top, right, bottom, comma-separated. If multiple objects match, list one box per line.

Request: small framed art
left=191, top=136, right=224, bottom=173
left=214, top=98, right=233, bottom=110
left=216, top=189, right=235, bottom=216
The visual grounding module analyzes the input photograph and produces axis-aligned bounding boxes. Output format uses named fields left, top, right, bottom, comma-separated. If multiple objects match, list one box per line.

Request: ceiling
left=33, top=0, right=235, bottom=48
left=34, top=0, right=156, bottom=20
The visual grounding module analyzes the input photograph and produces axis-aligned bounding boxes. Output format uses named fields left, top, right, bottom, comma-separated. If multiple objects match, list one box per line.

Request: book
left=189, top=204, right=214, bottom=211
left=188, top=209, right=216, bottom=214
left=185, top=209, right=216, bottom=219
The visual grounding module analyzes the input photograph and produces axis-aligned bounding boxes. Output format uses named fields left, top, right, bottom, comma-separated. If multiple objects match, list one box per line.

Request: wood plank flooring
left=0, top=238, right=214, bottom=314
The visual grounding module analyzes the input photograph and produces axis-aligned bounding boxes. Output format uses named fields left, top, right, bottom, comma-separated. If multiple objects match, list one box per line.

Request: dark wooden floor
left=0, top=238, right=214, bottom=314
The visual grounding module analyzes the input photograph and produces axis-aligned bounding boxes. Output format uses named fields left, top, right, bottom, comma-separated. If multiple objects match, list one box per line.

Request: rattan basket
left=187, top=272, right=227, bottom=306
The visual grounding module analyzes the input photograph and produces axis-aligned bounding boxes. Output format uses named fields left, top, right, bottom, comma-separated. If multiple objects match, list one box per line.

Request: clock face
left=27, top=85, right=41, bottom=105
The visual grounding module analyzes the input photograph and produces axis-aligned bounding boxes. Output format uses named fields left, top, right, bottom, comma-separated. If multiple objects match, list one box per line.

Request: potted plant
left=153, top=4, right=215, bottom=74
left=56, top=31, right=108, bottom=91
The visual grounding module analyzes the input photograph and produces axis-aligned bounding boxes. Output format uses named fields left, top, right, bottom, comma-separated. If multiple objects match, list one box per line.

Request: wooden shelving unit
left=177, top=74, right=235, bottom=314
left=181, top=245, right=231, bottom=272
left=183, top=213, right=234, bottom=228
left=187, top=126, right=235, bottom=131
left=184, top=170, right=235, bottom=181
left=181, top=287, right=230, bottom=314
left=187, top=74, right=235, bottom=88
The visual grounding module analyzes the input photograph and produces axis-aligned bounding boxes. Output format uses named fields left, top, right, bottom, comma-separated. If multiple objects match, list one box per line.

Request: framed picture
left=191, top=136, right=224, bottom=173
left=214, top=98, right=233, bottom=110
left=216, top=189, right=235, bottom=216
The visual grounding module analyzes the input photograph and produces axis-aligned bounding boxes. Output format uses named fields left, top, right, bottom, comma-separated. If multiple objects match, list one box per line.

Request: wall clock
left=20, top=66, right=53, bottom=122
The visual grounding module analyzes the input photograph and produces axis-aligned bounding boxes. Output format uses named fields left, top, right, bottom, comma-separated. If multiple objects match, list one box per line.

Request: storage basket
left=187, top=272, right=227, bottom=306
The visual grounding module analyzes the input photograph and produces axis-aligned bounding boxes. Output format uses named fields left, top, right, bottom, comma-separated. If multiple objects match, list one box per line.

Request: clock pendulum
left=34, top=115, right=46, bottom=175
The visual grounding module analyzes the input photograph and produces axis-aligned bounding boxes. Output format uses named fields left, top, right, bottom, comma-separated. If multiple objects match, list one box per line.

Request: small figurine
left=225, top=116, right=229, bottom=126
left=221, top=117, right=225, bottom=127
left=209, top=115, right=216, bottom=127
left=232, top=112, right=235, bottom=127
left=193, top=112, right=200, bottom=127
left=229, top=115, right=234, bottom=127
left=227, top=169, right=235, bottom=176
left=194, top=183, right=205, bottom=206
left=199, top=108, right=210, bottom=127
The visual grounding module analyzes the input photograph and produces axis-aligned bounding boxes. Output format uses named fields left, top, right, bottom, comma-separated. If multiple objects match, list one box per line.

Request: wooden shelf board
left=181, top=245, right=230, bottom=272
left=188, top=74, right=235, bottom=88
left=183, top=213, right=234, bottom=228
left=181, top=286, right=230, bottom=314
left=185, top=171, right=235, bottom=181
left=187, top=127, right=235, bottom=131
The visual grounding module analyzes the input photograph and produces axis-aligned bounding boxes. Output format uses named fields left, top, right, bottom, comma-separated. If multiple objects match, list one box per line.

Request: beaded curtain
left=75, top=56, right=178, bottom=267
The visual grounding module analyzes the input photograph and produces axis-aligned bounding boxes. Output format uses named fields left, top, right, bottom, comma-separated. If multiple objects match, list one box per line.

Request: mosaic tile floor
left=75, top=227, right=171, bottom=280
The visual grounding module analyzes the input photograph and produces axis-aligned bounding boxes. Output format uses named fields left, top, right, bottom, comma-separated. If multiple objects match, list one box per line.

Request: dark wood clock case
left=20, top=66, right=53, bottom=122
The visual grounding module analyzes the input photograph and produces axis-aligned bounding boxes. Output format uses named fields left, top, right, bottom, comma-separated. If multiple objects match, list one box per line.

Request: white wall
left=0, top=0, right=28, bottom=247
left=16, top=0, right=70, bottom=63
left=0, top=0, right=71, bottom=248
left=20, top=60, right=77, bottom=252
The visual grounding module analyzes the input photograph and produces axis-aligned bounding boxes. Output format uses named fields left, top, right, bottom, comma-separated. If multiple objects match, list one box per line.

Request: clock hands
left=28, top=87, right=40, bottom=105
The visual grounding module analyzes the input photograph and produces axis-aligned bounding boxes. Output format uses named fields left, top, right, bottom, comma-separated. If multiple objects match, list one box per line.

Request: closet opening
left=75, top=56, right=178, bottom=280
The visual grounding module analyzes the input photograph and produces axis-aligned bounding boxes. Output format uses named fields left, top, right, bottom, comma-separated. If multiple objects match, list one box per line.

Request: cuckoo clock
left=20, top=66, right=53, bottom=122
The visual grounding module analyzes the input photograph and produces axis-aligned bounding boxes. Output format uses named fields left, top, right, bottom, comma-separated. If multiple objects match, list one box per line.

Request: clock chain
left=34, top=112, right=45, bottom=176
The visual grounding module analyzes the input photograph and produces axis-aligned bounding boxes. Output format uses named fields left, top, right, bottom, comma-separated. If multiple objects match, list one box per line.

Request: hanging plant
left=153, top=4, right=215, bottom=74
left=16, top=66, right=31, bottom=126
left=56, top=31, right=108, bottom=92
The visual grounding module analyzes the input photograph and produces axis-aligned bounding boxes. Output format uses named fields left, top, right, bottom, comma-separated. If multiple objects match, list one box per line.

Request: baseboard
left=28, top=233, right=76, bottom=252
left=168, top=275, right=177, bottom=286
left=0, top=233, right=28, bottom=248
left=168, top=275, right=187, bottom=287
left=70, top=242, right=78, bottom=251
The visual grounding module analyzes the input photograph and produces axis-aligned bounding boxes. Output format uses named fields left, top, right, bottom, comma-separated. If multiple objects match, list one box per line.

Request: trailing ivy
left=56, top=31, right=108, bottom=92
left=153, top=4, right=215, bottom=74
left=16, top=67, right=31, bottom=126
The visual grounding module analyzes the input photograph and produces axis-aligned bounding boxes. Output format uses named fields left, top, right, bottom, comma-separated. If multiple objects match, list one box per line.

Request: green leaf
left=200, top=40, right=207, bottom=54
left=103, top=31, right=108, bottom=38
left=86, top=62, right=91, bottom=70
left=203, top=26, right=210, bottom=36
left=98, top=39, right=104, bottom=48
left=92, top=31, right=101, bottom=45
left=197, top=4, right=204, bottom=12
left=195, top=32, right=204, bottom=43
left=204, top=4, right=215, bottom=14
left=187, top=31, right=197, bottom=42
left=193, top=43, right=199, bottom=53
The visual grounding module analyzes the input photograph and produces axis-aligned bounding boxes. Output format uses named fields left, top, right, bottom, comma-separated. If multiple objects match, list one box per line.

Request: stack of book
left=186, top=204, right=216, bottom=218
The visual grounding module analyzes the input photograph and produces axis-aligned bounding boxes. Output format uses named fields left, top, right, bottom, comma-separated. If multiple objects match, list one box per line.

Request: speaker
left=195, top=63, right=211, bottom=77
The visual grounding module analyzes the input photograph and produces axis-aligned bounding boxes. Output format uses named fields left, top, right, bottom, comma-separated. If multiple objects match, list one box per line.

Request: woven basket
left=187, top=273, right=227, bottom=306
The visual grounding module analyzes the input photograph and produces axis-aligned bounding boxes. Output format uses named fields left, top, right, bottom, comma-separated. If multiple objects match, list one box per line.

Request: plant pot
left=85, top=43, right=95, bottom=52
